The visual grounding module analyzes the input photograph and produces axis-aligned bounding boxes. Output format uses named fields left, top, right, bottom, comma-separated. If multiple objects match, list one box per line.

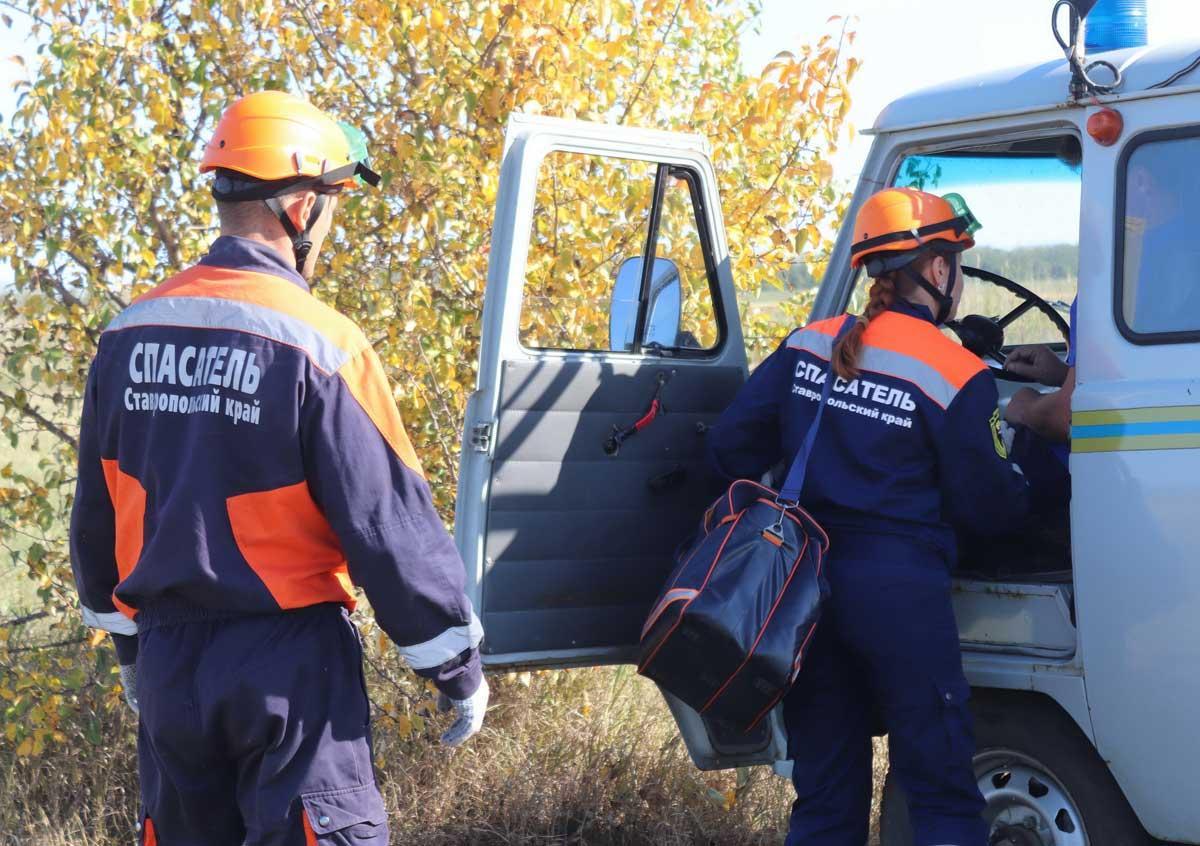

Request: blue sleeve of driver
left=706, top=340, right=790, bottom=481
left=937, top=370, right=1030, bottom=536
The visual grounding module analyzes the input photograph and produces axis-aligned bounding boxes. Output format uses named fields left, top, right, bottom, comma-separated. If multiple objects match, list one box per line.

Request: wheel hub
left=975, top=750, right=1088, bottom=846
left=990, top=824, right=1044, bottom=846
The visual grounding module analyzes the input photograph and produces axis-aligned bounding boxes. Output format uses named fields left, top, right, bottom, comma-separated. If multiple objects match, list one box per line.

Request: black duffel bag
left=636, top=316, right=853, bottom=730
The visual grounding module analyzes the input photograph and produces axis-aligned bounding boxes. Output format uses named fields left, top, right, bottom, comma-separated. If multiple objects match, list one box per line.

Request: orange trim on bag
left=746, top=532, right=832, bottom=732
left=226, top=481, right=355, bottom=611
left=302, top=813, right=318, bottom=846
left=142, top=816, right=157, bottom=846
left=700, top=536, right=811, bottom=715
left=337, top=347, right=425, bottom=477
left=99, top=459, right=145, bottom=619
left=748, top=606, right=825, bottom=732
left=638, top=512, right=746, bottom=673
left=640, top=588, right=699, bottom=640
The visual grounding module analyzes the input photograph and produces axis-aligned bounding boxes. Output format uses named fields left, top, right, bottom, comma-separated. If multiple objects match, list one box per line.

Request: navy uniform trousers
left=784, top=529, right=987, bottom=846
left=135, top=603, right=389, bottom=845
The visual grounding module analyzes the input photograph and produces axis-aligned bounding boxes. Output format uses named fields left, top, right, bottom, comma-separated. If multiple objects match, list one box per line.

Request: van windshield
left=871, top=137, right=1082, bottom=349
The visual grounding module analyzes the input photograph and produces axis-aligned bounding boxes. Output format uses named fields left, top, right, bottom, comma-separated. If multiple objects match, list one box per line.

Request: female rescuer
left=707, top=187, right=1030, bottom=846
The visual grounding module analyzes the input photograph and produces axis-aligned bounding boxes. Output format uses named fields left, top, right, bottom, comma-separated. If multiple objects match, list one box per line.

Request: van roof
left=873, top=41, right=1200, bottom=133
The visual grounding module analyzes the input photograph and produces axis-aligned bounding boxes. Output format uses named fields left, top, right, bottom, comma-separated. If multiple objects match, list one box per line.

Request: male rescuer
left=68, top=91, right=488, bottom=844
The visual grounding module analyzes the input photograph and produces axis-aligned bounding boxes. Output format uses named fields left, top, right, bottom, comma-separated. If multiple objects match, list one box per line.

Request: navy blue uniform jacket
left=69, top=237, right=481, bottom=698
left=708, top=300, right=1029, bottom=552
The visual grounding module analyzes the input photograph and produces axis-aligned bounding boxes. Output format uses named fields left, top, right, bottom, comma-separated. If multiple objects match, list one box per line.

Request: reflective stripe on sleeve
left=396, top=612, right=484, bottom=670
left=81, top=605, right=138, bottom=636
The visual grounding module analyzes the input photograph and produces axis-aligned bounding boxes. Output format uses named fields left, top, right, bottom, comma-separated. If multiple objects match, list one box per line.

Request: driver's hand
left=1004, top=344, right=1068, bottom=387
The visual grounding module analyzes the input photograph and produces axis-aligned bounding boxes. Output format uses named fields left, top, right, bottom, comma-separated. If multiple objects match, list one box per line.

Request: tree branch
left=0, top=387, right=77, bottom=450
left=147, top=200, right=181, bottom=268
left=1, top=611, right=49, bottom=628
left=296, top=1, right=379, bottom=109
left=619, top=0, right=684, bottom=124
left=415, top=340, right=461, bottom=487
left=5, top=635, right=87, bottom=654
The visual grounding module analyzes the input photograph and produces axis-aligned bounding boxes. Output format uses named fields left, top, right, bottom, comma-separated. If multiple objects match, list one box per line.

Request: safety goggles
left=941, top=192, right=982, bottom=237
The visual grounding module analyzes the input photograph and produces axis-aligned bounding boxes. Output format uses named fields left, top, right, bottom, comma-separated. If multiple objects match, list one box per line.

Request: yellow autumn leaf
left=395, top=714, right=413, bottom=739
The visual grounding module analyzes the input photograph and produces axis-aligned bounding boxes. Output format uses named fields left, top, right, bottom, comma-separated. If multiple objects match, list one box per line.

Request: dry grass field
left=0, top=651, right=893, bottom=845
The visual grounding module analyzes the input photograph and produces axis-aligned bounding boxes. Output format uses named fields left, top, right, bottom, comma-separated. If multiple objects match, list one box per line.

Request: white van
left=455, top=40, right=1200, bottom=846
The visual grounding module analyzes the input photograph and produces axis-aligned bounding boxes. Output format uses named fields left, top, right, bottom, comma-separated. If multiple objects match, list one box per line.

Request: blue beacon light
left=1084, top=0, right=1149, bottom=53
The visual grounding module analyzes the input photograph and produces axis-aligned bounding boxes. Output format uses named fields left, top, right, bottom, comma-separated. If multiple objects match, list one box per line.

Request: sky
left=740, top=0, right=1200, bottom=184
left=740, top=1, right=1200, bottom=247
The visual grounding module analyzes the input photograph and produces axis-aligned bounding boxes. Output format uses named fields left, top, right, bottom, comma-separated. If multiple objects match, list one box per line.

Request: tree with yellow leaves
left=0, top=0, right=856, bottom=775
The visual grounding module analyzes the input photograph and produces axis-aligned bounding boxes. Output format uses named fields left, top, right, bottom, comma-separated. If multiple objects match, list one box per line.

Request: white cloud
left=964, top=180, right=1083, bottom=249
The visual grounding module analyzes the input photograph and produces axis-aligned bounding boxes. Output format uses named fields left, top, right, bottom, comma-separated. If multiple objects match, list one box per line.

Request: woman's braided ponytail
left=831, top=276, right=896, bottom=381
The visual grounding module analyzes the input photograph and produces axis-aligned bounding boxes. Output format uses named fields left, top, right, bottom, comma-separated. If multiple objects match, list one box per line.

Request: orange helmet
left=201, top=91, right=381, bottom=272
left=849, top=188, right=978, bottom=274
left=200, top=91, right=380, bottom=198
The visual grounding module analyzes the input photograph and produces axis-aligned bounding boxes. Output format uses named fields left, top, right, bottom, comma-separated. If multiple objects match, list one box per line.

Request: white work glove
left=118, top=663, right=139, bottom=716
left=437, top=676, right=489, bottom=747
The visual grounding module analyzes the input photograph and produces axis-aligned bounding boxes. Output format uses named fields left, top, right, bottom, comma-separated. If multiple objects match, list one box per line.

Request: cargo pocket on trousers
left=936, top=678, right=976, bottom=776
left=301, top=783, right=388, bottom=844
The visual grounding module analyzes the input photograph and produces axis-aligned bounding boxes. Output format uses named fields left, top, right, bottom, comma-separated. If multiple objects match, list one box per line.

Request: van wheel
left=878, top=693, right=1153, bottom=846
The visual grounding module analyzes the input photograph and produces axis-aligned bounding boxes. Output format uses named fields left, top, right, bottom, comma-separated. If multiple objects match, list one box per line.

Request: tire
left=879, top=691, right=1154, bottom=846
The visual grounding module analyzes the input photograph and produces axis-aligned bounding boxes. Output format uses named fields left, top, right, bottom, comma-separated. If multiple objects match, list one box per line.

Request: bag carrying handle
left=776, top=314, right=857, bottom=507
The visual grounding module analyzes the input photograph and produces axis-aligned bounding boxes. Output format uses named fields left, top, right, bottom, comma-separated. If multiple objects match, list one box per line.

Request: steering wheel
left=945, top=265, right=1071, bottom=382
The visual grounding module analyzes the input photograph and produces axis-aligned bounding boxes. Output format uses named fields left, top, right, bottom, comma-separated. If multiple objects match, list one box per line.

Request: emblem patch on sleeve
left=990, top=408, right=1008, bottom=459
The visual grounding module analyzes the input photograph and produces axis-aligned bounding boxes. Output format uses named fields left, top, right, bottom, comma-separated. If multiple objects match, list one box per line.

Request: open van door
left=455, top=114, right=787, bottom=768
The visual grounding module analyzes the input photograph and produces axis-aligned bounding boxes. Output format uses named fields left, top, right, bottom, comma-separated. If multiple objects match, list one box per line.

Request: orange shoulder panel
left=337, top=347, right=426, bottom=478
left=140, top=265, right=367, bottom=358
left=863, top=311, right=985, bottom=390
left=802, top=315, right=849, bottom=337
left=132, top=266, right=209, bottom=305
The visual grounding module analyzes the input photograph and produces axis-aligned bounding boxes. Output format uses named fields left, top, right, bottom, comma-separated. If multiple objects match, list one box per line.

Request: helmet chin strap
left=901, top=255, right=957, bottom=325
left=264, top=194, right=328, bottom=274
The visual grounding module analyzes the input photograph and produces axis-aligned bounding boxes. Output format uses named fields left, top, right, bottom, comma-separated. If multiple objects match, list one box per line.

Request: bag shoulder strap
left=777, top=314, right=858, bottom=505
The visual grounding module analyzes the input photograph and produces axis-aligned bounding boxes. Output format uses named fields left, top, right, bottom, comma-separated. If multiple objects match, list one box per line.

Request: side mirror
left=609, top=257, right=682, bottom=352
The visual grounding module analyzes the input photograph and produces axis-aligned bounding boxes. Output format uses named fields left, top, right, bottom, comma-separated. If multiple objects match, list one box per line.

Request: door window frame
left=1112, top=123, right=1200, bottom=346
left=517, top=151, right=727, bottom=359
